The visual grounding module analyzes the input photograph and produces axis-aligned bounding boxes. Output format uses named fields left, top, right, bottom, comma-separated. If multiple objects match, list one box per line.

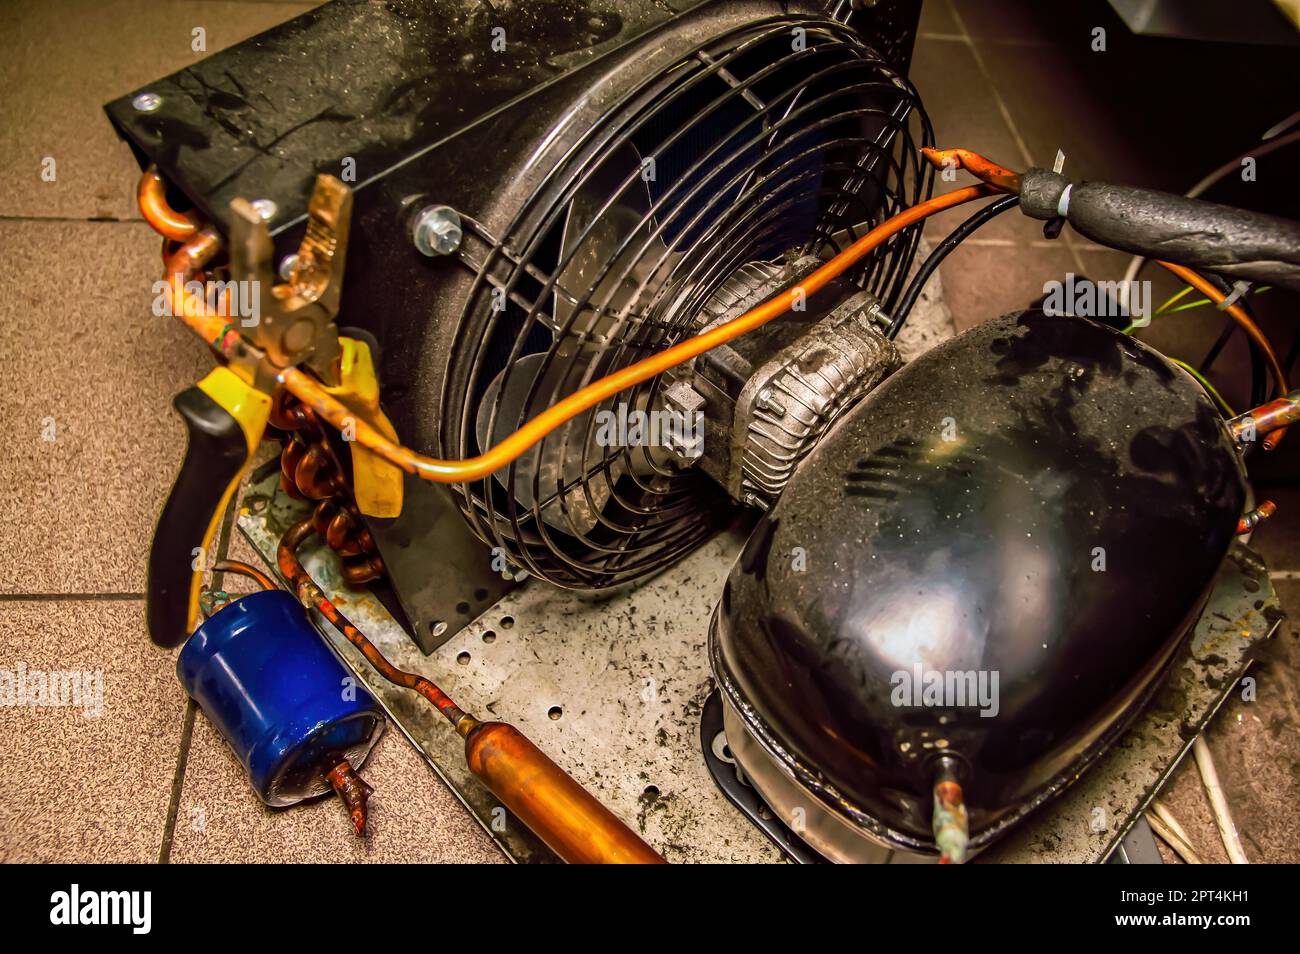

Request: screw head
left=278, top=254, right=299, bottom=282
left=132, top=91, right=162, bottom=112
left=412, top=205, right=463, bottom=256
left=250, top=198, right=278, bottom=222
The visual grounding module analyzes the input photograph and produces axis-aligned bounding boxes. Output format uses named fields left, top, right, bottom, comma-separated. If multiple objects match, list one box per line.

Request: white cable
left=1192, top=735, right=1249, bottom=864
left=1145, top=808, right=1204, bottom=864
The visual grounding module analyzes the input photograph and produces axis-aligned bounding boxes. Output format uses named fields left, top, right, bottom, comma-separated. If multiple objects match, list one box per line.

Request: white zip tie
left=1216, top=280, right=1252, bottom=310
left=1055, top=183, right=1072, bottom=218
left=1192, top=735, right=1249, bottom=863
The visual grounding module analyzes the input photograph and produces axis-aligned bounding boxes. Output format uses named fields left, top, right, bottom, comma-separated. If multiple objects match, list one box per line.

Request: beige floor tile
left=0, top=0, right=316, bottom=220
left=0, top=599, right=184, bottom=862
left=170, top=706, right=503, bottom=864
left=0, top=220, right=215, bottom=594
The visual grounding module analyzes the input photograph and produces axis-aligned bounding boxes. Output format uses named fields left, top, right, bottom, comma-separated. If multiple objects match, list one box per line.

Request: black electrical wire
left=885, top=195, right=1020, bottom=339
left=1198, top=272, right=1269, bottom=409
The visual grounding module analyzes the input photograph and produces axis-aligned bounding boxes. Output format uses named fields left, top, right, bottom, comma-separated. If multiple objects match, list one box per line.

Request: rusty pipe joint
left=1236, top=500, right=1277, bottom=535
left=1230, top=390, right=1300, bottom=445
left=921, top=147, right=1023, bottom=193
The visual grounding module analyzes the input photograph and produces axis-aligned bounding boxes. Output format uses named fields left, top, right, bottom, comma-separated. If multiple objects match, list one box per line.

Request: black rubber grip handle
left=147, top=386, right=251, bottom=647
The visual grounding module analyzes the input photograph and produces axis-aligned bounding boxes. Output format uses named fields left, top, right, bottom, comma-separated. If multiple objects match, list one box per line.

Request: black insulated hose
left=1018, top=168, right=1300, bottom=292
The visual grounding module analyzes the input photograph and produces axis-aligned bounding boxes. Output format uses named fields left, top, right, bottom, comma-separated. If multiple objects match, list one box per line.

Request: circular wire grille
left=443, top=15, right=933, bottom=588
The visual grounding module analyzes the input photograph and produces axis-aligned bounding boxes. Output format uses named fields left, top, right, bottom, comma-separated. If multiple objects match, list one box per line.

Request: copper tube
left=1157, top=261, right=1289, bottom=449
left=139, top=165, right=199, bottom=241
left=920, top=147, right=1023, bottom=193
left=462, top=719, right=667, bottom=864
left=326, top=760, right=373, bottom=836
left=341, top=555, right=386, bottom=586
left=278, top=517, right=468, bottom=726
left=932, top=778, right=969, bottom=864
left=280, top=438, right=309, bottom=500
left=294, top=443, right=341, bottom=499
left=1236, top=500, right=1277, bottom=534
left=160, top=185, right=992, bottom=484
left=278, top=518, right=663, bottom=863
left=272, top=391, right=382, bottom=570
left=164, top=226, right=222, bottom=282
left=1229, top=389, right=1300, bottom=443
left=212, top=560, right=277, bottom=591
left=274, top=185, right=994, bottom=484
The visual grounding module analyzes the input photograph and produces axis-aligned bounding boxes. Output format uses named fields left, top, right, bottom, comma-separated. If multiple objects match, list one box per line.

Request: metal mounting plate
left=238, top=467, right=1280, bottom=863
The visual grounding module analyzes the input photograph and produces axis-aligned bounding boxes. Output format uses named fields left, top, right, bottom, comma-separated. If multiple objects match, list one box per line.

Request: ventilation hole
left=474, top=588, right=489, bottom=601
left=482, top=630, right=497, bottom=644
left=456, top=600, right=471, bottom=615
left=456, top=651, right=471, bottom=666
left=547, top=705, right=562, bottom=721
left=500, top=615, right=515, bottom=629
left=643, top=784, right=660, bottom=798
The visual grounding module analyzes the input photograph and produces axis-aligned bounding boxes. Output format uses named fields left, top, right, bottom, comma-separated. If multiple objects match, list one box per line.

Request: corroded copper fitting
left=921, top=147, right=1023, bottom=193
left=932, top=759, right=969, bottom=864
left=1236, top=500, right=1277, bottom=535
left=326, top=760, right=373, bottom=836
left=1231, top=390, right=1300, bottom=444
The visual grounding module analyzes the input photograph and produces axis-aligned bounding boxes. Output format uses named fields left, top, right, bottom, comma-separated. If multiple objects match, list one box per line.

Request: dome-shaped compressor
left=711, top=310, right=1246, bottom=854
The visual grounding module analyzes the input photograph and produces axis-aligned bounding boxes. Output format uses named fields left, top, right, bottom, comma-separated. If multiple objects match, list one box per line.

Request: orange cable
left=157, top=182, right=994, bottom=483
left=283, top=184, right=995, bottom=482
left=1156, top=260, right=1288, bottom=449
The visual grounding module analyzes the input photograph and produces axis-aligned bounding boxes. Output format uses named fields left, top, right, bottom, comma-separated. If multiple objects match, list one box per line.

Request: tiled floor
left=1, top=0, right=1297, bottom=863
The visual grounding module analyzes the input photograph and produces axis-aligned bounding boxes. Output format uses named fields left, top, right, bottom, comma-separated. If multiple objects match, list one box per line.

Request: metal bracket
left=229, top=175, right=351, bottom=385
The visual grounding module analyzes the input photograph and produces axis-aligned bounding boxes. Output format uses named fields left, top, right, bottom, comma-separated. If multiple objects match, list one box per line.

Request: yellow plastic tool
left=322, top=338, right=404, bottom=518
left=147, top=366, right=270, bottom=646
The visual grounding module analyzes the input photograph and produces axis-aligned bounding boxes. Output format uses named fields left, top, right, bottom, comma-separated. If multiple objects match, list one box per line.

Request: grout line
left=157, top=700, right=196, bottom=865
left=919, top=33, right=1056, bottom=48
left=0, top=592, right=144, bottom=601
left=158, top=485, right=242, bottom=864
left=958, top=237, right=1126, bottom=251
left=947, top=3, right=1090, bottom=277
left=0, top=214, right=144, bottom=224
left=948, top=5, right=1035, bottom=169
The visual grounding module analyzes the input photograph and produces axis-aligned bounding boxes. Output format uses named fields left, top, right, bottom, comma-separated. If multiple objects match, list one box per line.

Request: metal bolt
left=278, top=254, right=299, bottom=282
left=132, top=91, right=162, bottom=112
left=412, top=205, right=463, bottom=256
left=250, top=198, right=278, bottom=222
left=756, top=387, right=786, bottom=417
left=863, top=300, right=890, bottom=329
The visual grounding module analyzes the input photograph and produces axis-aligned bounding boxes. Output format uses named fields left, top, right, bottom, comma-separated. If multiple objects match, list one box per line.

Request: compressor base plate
left=238, top=470, right=1280, bottom=863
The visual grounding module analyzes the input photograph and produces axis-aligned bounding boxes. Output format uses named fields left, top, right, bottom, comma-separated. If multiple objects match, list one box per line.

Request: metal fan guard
left=442, top=13, right=934, bottom=588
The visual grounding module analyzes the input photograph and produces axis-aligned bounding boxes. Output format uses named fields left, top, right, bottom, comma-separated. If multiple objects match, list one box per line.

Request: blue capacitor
left=177, top=589, right=386, bottom=806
